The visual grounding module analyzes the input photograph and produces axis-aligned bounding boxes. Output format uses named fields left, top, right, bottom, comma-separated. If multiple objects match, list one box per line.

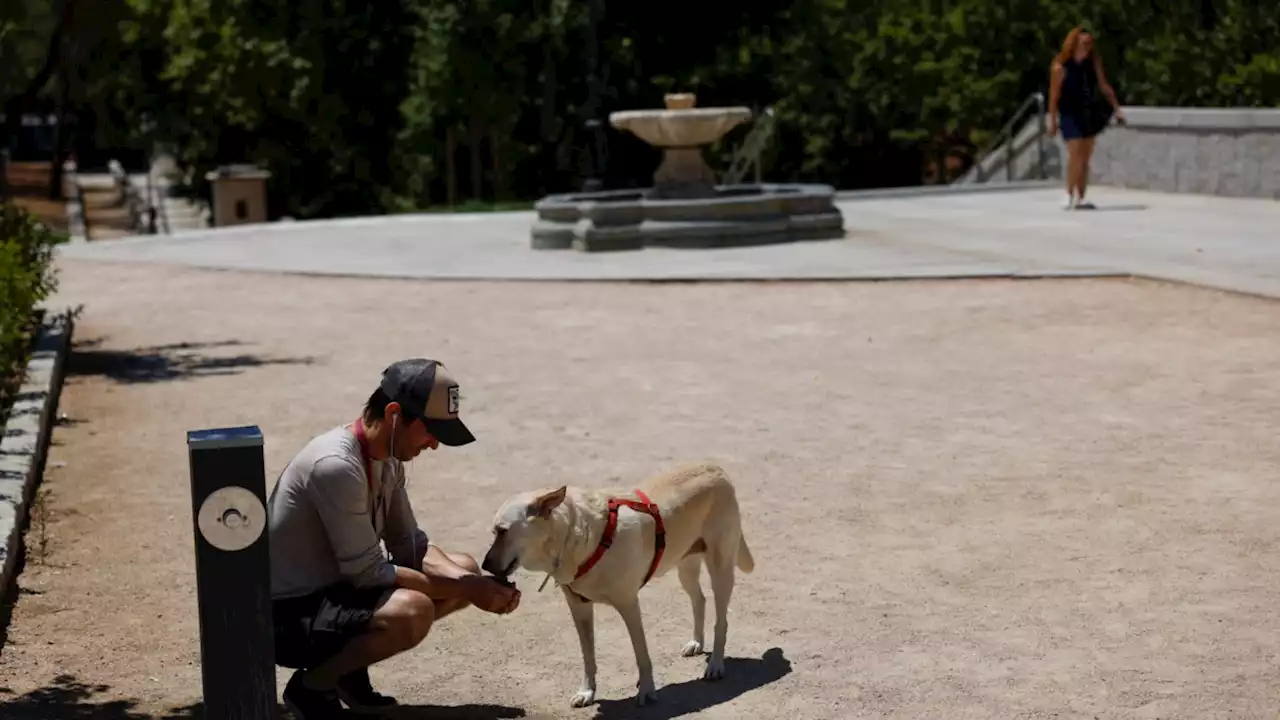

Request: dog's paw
left=569, top=689, right=595, bottom=708
left=703, top=656, right=725, bottom=681
left=635, top=682, right=659, bottom=707
left=681, top=640, right=703, bottom=657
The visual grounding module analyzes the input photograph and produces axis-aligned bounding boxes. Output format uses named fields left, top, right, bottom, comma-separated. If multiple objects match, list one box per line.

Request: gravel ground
left=1, top=258, right=1279, bottom=719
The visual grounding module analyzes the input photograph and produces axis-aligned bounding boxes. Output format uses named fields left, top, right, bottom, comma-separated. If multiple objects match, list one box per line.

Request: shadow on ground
left=66, top=338, right=318, bottom=383
left=386, top=705, right=539, bottom=719
left=0, top=674, right=536, bottom=719
left=0, top=675, right=202, bottom=719
left=591, top=647, right=792, bottom=719
left=1082, top=203, right=1149, bottom=212
left=0, top=650, right=789, bottom=719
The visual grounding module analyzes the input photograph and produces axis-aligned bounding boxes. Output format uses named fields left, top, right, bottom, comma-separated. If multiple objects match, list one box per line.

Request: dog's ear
left=529, top=485, right=567, bottom=518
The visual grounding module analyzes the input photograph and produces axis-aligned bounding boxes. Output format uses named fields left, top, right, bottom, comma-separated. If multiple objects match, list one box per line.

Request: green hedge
left=0, top=202, right=65, bottom=409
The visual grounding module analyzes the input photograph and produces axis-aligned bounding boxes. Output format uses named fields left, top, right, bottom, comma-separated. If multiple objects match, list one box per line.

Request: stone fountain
left=611, top=92, right=751, bottom=199
left=531, top=92, right=845, bottom=252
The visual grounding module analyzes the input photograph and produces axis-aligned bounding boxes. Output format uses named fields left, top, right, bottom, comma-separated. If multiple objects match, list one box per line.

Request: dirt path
left=2, top=259, right=1279, bottom=719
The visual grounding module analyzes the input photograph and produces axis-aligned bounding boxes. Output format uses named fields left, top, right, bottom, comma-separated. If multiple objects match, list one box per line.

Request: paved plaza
left=2, top=184, right=1278, bottom=718
left=55, top=184, right=1280, bottom=298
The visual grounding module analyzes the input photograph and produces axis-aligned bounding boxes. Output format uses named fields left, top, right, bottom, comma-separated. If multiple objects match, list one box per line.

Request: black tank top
left=1058, top=57, right=1099, bottom=117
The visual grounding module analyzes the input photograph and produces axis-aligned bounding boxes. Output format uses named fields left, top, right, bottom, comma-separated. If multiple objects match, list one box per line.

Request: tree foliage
left=21, top=0, right=1280, bottom=218
left=0, top=202, right=63, bottom=393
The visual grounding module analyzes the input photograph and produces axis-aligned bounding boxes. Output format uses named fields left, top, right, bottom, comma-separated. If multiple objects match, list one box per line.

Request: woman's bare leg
left=1077, top=136, right=1098, bottom=205
left=1064, top=138, right=1082, bottom=205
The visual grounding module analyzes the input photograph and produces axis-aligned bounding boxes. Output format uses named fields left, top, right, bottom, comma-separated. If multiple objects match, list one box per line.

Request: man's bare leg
left=298, top=547, right=477, bottom=692
left=302, top=588, right=434, bottom=690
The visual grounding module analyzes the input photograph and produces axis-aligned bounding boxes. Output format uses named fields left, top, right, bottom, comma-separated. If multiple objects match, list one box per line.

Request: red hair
left=1054, top=26, right=1091, bottom=66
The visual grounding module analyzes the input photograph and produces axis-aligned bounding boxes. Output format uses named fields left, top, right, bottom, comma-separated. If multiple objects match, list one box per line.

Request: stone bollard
left=205, top=164, right=272, bottom=227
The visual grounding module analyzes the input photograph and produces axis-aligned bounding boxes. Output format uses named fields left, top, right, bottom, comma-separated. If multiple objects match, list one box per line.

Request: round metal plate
left=197, top=486, right=266, bottom=552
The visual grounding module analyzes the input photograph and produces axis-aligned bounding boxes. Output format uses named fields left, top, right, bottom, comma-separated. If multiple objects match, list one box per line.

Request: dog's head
left=481, top=485, right=567, bottom=579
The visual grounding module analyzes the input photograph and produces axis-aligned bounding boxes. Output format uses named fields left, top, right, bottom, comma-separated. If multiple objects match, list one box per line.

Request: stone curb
left=0, top=309, right=74, bottom=595
left=836, top=179, right=1062, bottom=201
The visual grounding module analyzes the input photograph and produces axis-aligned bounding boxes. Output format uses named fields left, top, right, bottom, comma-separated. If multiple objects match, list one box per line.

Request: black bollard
left=187, top=425, right=277, bottom=719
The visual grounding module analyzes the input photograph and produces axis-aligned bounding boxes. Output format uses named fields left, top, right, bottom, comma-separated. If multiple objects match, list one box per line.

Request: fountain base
left=531, top=183, right=845, bottom=252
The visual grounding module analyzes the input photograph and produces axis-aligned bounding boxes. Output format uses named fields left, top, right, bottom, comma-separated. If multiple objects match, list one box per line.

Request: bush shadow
left=0, top=674, right=202, bottom=719
left=591, top=647, right=792, bottom=719
left=66, top=338, right=318, bottom=384
left=0, top=674, right=536, bottom=719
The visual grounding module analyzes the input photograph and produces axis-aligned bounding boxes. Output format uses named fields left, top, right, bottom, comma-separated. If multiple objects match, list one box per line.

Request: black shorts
left=1060, top=106, right=1112, bottom=140
left=272, top=582, right=392, bottom=669
left=1059, top=113, right=1090, bottom=140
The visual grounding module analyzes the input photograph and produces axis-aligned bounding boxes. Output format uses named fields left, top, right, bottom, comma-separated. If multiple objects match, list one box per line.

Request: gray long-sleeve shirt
left=267, top=425, right=429, bottom=599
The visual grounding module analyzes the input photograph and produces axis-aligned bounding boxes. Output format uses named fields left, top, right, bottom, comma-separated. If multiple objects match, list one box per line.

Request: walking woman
left=1047, top=26, right=1126, bottom=209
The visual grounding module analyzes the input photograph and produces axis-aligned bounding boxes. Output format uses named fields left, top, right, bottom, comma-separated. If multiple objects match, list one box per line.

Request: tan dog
left=481, top=462, right=755, bottom=708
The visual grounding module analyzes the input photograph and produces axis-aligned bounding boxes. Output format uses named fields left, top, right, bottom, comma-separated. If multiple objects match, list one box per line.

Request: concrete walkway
left=54, top=185, right=1280, bottom=298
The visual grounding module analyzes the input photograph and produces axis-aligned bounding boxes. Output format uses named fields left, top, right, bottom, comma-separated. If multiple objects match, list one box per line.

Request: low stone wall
left=1089, top=107, right=1280, bottom=199
left=0, top=311, right=73, bottom=596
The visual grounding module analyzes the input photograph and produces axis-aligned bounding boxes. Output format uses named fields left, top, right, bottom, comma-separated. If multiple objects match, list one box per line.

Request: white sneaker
left=1075, top=199, right=1096, bottom=210
left=1062, top=194, right=1077, bottom=210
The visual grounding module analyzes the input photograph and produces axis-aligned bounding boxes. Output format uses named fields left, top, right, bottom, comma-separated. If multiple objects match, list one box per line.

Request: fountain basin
left=531, top=183, right=846, bottom=252
left=610, top=107, right=753, bottom=148
left=609, top=92, right=755, bottom=199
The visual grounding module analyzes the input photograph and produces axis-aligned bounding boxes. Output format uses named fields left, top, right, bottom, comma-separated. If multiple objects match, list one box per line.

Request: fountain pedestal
left=650, top=147, right=719, bottom=198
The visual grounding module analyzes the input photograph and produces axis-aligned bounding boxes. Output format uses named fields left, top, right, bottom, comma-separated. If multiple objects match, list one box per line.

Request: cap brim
left=424, top=417, right=475, bottom=446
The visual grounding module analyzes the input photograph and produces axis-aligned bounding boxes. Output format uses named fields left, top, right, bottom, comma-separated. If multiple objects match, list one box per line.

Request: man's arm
left=382, top=469, right=480, bottom=602
left=305, top=455, right=397, bottom=589
left=383, top=468, right=429, bottom=570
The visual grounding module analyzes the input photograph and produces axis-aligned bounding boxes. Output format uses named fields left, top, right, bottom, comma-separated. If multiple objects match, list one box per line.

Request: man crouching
left=267, top=358, right=521, bottom=719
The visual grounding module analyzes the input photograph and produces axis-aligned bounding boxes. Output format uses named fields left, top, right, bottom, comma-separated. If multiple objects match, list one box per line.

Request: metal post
left=581, top=0, right=607, bottom=192
left=187, top=425, right=276, bottom=720
left=1005, top=125, right=1014, bottom=182
left=584, top=119, right=604, bottom=192
left=1035, top=92, right=1046, bottom=179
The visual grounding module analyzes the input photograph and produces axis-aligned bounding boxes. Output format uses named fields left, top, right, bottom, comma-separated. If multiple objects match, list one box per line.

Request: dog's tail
left=736, top=534, right=755, bottom=573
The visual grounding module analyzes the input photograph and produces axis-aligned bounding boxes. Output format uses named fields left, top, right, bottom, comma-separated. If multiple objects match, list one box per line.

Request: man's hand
left=1047, top=117, right=1058, bottom=137
left=464, top=575, right=521, bottom=615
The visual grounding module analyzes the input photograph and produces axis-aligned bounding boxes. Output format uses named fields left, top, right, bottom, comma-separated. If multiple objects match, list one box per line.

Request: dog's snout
left=481, top=541, right=504, bottom=575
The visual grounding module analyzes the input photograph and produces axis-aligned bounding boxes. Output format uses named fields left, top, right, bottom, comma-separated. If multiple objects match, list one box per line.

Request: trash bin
left=205, top=164, right=271, bottom=227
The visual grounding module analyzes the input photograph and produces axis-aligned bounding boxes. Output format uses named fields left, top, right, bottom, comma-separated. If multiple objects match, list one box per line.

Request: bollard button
left=197, top=486, right=266, bottom=551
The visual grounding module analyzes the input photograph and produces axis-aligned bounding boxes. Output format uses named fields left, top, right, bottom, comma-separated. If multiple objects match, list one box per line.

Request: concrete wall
left=1089, top=107, right=1280, bottom=199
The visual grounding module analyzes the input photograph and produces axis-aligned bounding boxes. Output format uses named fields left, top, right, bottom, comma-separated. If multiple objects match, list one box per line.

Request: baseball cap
left=379, top=358, right=475, bottom=446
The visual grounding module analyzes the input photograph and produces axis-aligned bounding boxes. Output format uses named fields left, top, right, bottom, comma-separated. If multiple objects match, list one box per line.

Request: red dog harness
left=573, top=490, right=666, bottom=588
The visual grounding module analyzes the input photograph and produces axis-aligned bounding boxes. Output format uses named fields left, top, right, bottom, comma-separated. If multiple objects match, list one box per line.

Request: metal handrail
left=968, top=91, right=1047, bottom=182
left=723, top=107, right=777, bottom=185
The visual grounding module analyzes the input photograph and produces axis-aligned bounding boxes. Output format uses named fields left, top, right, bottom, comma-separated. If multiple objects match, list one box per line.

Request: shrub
left=0, top=202, right=66, bottom=404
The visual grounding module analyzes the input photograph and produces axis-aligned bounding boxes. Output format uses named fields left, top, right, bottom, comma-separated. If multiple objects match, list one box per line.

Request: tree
left=1, top=0, right=73, bottom=165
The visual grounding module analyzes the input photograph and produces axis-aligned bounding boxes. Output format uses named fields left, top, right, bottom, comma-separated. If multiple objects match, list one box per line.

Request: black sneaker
left=335, top=667, right=398, bottom=713
left=283, top=670, right=348, bottom=719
